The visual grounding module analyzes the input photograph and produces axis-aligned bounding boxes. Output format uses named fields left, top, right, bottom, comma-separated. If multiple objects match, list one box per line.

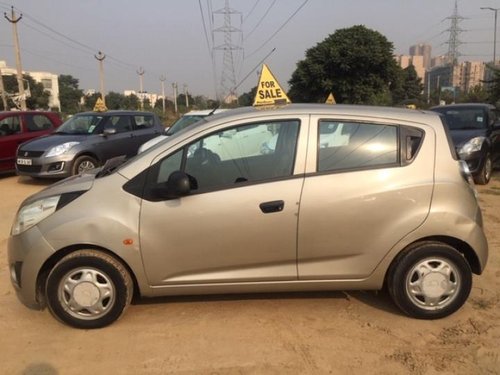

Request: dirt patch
left=0, top=173, right=499, bottom=374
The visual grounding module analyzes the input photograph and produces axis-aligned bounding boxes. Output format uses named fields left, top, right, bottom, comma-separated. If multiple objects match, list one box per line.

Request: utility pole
left=481, top=7, right=500, bottom=64
left=184, top=84, right=189, bottom=108
left=137, top=67, right=145, bottom=110
left=172, top=82, right=178, bottom=113
left=94, top=51, right=106, bottom=105
left=160, top=75, right=166, bottom=115
left=0, top=66, right=8, bottom=110
left=4, top=6, right=27, bottom=110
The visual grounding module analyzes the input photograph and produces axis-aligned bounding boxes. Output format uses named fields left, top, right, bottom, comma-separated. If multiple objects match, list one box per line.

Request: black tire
left=474, top=154, right=492, bottom=185
left=46, top=250, right=133, bottom=329
left=387, top=241, right=472, bottom=319
left=72, top=155, right=98, bottom=176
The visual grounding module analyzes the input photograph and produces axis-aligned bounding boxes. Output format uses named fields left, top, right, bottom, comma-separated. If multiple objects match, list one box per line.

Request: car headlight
left=458, top=137, right=485, bottom=157
left=11, top=196, right=60, bottom=236
left=46, top=142, right=79, bottom=157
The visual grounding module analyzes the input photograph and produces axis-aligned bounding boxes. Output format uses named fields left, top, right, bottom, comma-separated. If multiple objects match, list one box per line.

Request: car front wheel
left=46, top=250, right=133, bottom=329
left=474, top=153, right=492, bottom=185
left=72, top=155, right=98, bottom=175
left=387, top=242, right=472, bottom=319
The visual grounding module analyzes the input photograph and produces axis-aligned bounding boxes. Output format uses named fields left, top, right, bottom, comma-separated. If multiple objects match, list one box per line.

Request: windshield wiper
left=96, top=155, right=127, bottom=178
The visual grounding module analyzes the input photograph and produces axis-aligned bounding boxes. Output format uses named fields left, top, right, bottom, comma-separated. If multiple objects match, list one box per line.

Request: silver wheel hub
left=73, top=282, right=100, bottom=307
left=58, top=267, right=115, bottom=320
left=78, top=160, right=95, bottom=173
left=406, top=258, right=460, bottom=310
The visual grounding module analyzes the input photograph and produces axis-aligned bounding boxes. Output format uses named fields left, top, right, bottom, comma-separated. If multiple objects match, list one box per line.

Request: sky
left=1, top=0, right=500, bottom=101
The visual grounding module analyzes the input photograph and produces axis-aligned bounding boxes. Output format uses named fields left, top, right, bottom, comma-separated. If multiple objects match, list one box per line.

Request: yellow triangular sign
left=253, top=64, right=291, bottom=106
left=93, top=97, right=108, bottom=112
left=325, top=92, right=336, bottom=104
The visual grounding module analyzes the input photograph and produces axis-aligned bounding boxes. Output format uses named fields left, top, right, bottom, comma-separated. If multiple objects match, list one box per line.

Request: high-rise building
left=409, top=44, right=432, bottom=70
left=395, top=55, right=425, bottom=81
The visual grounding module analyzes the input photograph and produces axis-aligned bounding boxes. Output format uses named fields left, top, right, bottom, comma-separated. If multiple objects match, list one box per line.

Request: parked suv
left=430, top=103, right=500, bottom=184
left=8, top=104, right=488, bottom=328
left=15, top=110, right=163, bottom=178
left=0, top=111, right=62, bottom=173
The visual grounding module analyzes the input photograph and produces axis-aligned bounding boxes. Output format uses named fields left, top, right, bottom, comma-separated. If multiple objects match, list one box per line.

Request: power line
left=198, top=0, right=212, bottom=56
left=243, top=0, right=261, bottom=22
left=244, top=0, right=276, bottom=42
left=246, top=0, right=309, bottom=59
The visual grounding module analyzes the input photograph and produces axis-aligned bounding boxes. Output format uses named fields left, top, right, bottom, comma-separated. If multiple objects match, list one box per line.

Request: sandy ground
left=0, top=172, right=499, bottom=375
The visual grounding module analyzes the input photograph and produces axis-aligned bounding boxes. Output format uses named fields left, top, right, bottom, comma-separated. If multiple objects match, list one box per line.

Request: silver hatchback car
left=8, top=104, right=488, bottom=328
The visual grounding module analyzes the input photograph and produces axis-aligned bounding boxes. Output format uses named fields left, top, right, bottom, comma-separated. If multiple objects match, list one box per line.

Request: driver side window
left=154, top=120, right=300, bottom=193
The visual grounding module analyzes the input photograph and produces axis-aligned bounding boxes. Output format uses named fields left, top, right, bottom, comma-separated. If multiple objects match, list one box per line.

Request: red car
left=0, top=111, right=62, bottom=173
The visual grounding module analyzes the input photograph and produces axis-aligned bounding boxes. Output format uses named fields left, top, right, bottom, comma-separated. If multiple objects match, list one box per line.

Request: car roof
left=183, top=109, right=229, bottom=116
left=430, top=103, right=495, bottom=110
left=0, top=110, right=59, bottom=115
left=198, top=104, right=441, bottom=125
left=74, top=110, right=156, bottom=116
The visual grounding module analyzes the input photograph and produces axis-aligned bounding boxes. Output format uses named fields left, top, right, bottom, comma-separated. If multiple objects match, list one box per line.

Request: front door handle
left=259, top=200, right=284, bottom=213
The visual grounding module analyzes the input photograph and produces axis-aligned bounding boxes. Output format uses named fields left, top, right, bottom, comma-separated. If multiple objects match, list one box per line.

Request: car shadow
left=15, top=175, right=57, bottom=186
left=132, top=289, right=404, bottom=317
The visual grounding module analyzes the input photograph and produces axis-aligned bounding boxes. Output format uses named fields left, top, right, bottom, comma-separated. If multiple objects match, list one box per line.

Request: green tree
left=392, top=65, right=424, bottom=105
left=288, top=25, right=400, bottom=105
left=238, top=86, right=257, bottom=106
left=105, top=91, right=126, bottom=110
left=83, top=92, right=101, bottom=111
left=462, top=85, right=489, bottom=103
left=59, top=74, right=83, bottom=114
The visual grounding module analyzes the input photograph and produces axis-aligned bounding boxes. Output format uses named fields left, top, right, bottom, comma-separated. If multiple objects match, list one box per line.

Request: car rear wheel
left=474, top=154, right=492, bottom=185
left=72, top=155, right=98, bottom=175
left=46, top=250, right=133, bottom=329
left=387, top=242, right=472, bottom=319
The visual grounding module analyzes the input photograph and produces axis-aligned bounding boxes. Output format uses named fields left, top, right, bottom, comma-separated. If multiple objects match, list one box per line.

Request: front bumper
left=460, top=150, right=486, bottom=176
left=8, top=226, right=56, bottom=310
left=15, top=153, right=74, bottom=178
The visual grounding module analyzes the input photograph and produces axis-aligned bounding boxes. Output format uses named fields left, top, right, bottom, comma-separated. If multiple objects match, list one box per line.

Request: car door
left=0, top=114, right=23, bottom=171
left=138, top=118, right=307, bottom=286
left=95, top=115, right=139, bottom=161
left=297, top=116, right=434, bottom=279
left=130, top=114, right=161, bottom=152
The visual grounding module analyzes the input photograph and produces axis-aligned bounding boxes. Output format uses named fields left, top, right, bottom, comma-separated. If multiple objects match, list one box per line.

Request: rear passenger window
left=26, top=114, right=54, bottom=132
left=318, top=121, right=398, bottom=172
left=134, top=115, right=154, bottom=129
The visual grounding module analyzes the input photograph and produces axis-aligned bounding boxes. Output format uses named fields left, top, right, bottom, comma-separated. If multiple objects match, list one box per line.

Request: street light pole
left=94, top=51, right=106, bottom=105
left=481, top=7, right=500, bottom=64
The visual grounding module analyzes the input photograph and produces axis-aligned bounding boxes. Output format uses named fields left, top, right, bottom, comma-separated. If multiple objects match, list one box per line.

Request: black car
left=430, top=103, right=500, bottom=184
left=16, top=111, right=163, bottom=178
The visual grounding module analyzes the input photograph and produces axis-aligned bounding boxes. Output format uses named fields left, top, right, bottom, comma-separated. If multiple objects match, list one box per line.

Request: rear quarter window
left=317, top=121, right=399, bottom=172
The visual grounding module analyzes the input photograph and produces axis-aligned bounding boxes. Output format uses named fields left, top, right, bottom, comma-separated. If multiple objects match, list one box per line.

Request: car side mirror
left=103, top=128, right=117, bottom=136
left=152, top=171, right=191, bottom=200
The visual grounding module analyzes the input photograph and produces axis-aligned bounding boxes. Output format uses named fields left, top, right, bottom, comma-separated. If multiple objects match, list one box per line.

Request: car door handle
left=259, top=200, right=284, bottom=213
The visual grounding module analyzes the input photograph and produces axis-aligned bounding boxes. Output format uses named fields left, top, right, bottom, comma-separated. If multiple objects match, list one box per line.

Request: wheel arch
left=385, top=235, right=481, bottom=288
left=36, top=244, right=140, bottom=308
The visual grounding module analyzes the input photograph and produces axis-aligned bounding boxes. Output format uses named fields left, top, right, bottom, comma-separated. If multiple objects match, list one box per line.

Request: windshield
left=432, top=107, right=487, bottom=130
left=56, top=114, right=104, bottom=135
left=166, top=115, right=206, bottom=135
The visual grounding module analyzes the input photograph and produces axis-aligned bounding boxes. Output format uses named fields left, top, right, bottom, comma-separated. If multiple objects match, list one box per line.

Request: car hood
left=20, top=171, right=97, bottom=207
left=19, top=134, right=91, bottom=151
left=450, top=128, right=487, bottom=147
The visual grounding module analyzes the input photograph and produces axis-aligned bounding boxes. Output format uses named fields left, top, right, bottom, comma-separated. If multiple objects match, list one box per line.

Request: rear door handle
left=259, top=200, right=284, bottom=213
